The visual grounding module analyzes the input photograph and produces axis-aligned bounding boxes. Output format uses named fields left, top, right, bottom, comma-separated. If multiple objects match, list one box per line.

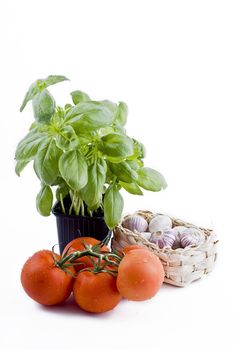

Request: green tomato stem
left=56, top=246, right=122, bottom=273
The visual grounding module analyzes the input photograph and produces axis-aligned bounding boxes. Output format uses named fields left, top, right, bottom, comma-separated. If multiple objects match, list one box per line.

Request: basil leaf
left=101, top=100, right=118, bottom=115
left=33, top=159, right=41, bottom=179
left=15, top=160, right=30, bottom=176
left=99, top=126, right=115, bottom=137
left=127, top=139, right=146, bottom=160
left=20, top=75, right=68, bottom=112
left=32, top=89, right=56, bottom=123
left=55, top=125, right=78, bottom=151
left=137, top=167, right=167, bottom=191
left=116, top=102, right=128, bottom=126
left=15, top=131, right=47, bottom=161
left=114, top=123, right=126, bottom=134
left=65, top=101, right=115, bottom=133
left=98, top=133, right=134, bottom=158
left=29, top=121, right=40, bottom=132
left=44, top=75, right=69, bottom=87
left=70, top=90, right=90, bottom=105
left=59, top=150, right=88, bottom=191
left=80, top=158, right=107, bottom=208
left=36, top=184, right=53, bottom=216
left=56, top=181, right=69, bottom=201
left=20, top=82, right=41, bottom=112
left=109, top=161, right=138, bottom=183
left=34, top=139, right=62, bottom=185
left=106, top=156, right=126, bottom=163
left=119, top=181, right=143, bottom=195
left=104, top=184, right=123, bottom=229
left=126, top=159, right=141, bottom=170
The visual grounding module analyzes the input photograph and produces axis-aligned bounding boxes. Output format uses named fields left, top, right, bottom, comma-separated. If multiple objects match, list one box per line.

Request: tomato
left=116, top=249, right=164, bottom=301
left=21, top=250, right=75, bottom=306
left=73, top=271, right=121, bottom=313
left=122, top=245, right=147, bottom=255
left=62, top=237, right=109, bottom=271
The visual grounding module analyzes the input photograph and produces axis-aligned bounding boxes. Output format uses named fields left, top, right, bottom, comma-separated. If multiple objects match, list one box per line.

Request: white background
left=0, top=1, right=233, bottom=349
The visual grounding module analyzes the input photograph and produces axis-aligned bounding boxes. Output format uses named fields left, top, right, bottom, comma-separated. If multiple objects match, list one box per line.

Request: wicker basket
left=112, top=210, right=218, bottom=287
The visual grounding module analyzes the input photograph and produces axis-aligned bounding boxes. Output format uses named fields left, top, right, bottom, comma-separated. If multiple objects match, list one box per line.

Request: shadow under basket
left=52, top=200, right=109, bottom=254
left=112, top=210, right=219, bottom=287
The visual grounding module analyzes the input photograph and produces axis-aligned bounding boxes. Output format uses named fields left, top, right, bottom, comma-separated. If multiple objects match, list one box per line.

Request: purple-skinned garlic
left=180, top=228, right=204, bottom=248
left=149, top=228, right=175, bottom=249
left=149, top=214, right=172, bottom=233
left=122, top=214, right=148, bottom=232
left=171, top=226, right=187, bottom=249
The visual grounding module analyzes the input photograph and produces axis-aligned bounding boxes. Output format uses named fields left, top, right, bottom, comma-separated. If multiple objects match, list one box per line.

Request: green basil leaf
left=20, top=75, right=68, bottom=112
left=125, top=159, right=141, bottom=170
left=127, top=139, right=146, bottom=160
left=70, top=90, right=90, bottom=105
left=137, top=167, right=167, bottom=191
left=116, top=102, right=128, bottom=126
left=36, top=184, right=53, bottom=216
left=55, top=125, right=78, bottom=151
left=33, top=159, right=40, bottom=179
left=34, top=139, right=62, bottom=185
left=56, top=181, right=69, bottom=201
left=98, top=133, right=134, bottom=158
left=99, top=126, right=115, bottom=137
left=104, top=184, right=123, bottom=229
left=32, top=89, right=56, bottom=123
left=105, top=156, right=126, bottom=163
left=119, top=181, right=143, bottom=195
left=59, top=150, right=88, bottom=191
left=29, top=121, right=40, bottom=132
left=101, top=100, right=118, bottom=115
left=114, top=122, right=126, bottom=134
left=44, top=75, right=69, bottom=87
left=15, top=160, right=30, bottom=176
left=65, top=101, right=115, bottom=133
left=80, top=158, right=107, bottom=208
left=20, top=82, right=41, bottom=112
left=109, top=161, right=138, bottom=183
left=15, top=131, right=48, bottom=161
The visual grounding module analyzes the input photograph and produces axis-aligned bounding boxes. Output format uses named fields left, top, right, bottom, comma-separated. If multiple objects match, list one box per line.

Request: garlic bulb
left=139, top=231, right=151, bottom=240
left=180, top=228, right=204, bottom=248
left=122, top=215, right=148, bottom=232
left=149, top=229, right=175, bottom=249
left=171, top=226, right=187, bottom=249
left=149, top=214, right=172, bottom=234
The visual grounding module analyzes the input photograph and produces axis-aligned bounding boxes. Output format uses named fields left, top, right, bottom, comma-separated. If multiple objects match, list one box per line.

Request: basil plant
left=15, top=75, right=167, bottom=229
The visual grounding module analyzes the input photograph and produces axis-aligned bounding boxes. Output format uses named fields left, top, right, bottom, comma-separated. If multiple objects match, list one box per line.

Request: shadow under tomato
left=37, top=295, right=120, bottom=319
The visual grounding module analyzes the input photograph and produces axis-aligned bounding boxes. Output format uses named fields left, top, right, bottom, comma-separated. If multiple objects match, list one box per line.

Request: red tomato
left=62, top=237, right=109, bottom=271
left=116, top=249, right=164, bottom=301
left=21, top=250, right=75, bottom=306
left=73, top=271, right=121, bottom=313
left=122, top=245, right=147, bottom=255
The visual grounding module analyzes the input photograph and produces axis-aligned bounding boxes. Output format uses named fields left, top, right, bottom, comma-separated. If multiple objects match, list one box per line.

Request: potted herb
left=15, top=75, right=167, bottom=252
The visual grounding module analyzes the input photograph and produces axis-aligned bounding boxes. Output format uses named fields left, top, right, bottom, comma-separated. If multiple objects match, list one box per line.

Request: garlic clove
left=180, top=228, right=204, bottom=248
left=149, top=214, right=172, bottom=234
left=149, top=228, right=175, bottom=249
left=122, top=214, right=148, bottom=232
left=171, top=226, right=187, bottom=249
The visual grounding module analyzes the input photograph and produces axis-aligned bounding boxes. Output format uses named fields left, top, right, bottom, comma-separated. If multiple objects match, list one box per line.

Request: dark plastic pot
left=52, top=199, right=110, bottom=254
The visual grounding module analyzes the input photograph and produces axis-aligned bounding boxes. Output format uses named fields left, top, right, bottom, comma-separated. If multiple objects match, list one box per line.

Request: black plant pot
left=52, top=198, right=110, bottom=254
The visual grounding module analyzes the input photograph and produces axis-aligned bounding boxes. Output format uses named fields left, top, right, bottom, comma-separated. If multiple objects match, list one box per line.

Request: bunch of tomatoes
left=21, top=237, right=164, bottom=313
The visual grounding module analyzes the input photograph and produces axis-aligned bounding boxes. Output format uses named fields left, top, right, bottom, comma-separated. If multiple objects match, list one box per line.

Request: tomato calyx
left=52, top=240, right=122, bottom=276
